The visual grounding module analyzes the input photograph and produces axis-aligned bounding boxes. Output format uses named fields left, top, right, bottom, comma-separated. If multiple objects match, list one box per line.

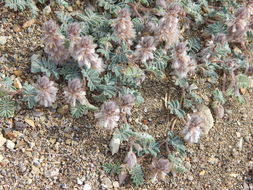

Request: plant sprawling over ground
left=1, top=0, right=253, bottom=186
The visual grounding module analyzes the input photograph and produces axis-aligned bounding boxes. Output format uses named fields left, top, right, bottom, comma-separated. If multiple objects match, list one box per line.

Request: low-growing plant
left=2, top=0, right=253, bottom=187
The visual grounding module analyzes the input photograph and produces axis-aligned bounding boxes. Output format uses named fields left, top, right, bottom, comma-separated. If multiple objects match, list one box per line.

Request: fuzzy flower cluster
left=64, top=78, right=87, bottom=107
left=43, top=21, right=105, bottom=73
left=94, top=101, right=120, bottom=130
left=72, top=36, right=105, bottom=73
left=134, top=36, right=156, bottom=63
left=42, top=20, right=69, bottom=64
left=182, top=114, right=202, bottom=144
left=34, top=76, right=58, bottom=107
left=124, top=150, right=137, bottom=169
left=156, top=3, right=184, bottom=48
left=172, top=42, right=196, bottom=78
left=95, top=94, right=135, bottom=130
left=119, top=94, right=135, bottom=115
left=227, top=2, right=253, bottom=42
left=149, top=158, right=170, bottom=183
left=111, top=8, right=136, bottom=44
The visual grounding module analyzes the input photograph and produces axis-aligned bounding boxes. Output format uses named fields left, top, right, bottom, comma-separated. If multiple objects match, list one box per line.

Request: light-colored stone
left=112, top=181, right=119, bottom=188
left=82, top=184, right=92, bottom=190
left=77, top=178, right=83, bottom=185
left=196, top=105, right=214, bottom=135
left=0, top=134, right=7, bottom=147
left=0, top=155, right=3, bottom=162
left=43, top=5, right=51, bottom=15
left=101, top=177, right=112, bottom=189
left=6, top=140, right=15, bottom=150
left=0, top=36, right=8, bottom=45
left=25, top=118, right=35, bottom=128
left=237, top=138, right=243, bottom=151
left=14, top=78, right=22, bottom=89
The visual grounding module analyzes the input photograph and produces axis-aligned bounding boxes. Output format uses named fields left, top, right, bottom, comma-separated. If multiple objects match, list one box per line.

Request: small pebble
left=6, top=140, right=15, bottom=150
left=82, top=184, right=92, bottom=190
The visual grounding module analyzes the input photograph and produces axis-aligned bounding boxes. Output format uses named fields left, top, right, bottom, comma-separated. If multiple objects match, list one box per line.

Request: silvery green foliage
left=111, top=8, right=136, bottom=44
left=34, top=76, right=58, bottom=107
left=0, top=75, right=16, bottom=118
left=3, top=0, right=68, bottom=17
left=95, top=101, right=120, bottom=130
left=64, top=78, right=87, bottom=107
left=149, top=158, right=170, bottom=183
left=182, top=114, right=202, bottom=144
left=134, top=36, right=156, bottom=63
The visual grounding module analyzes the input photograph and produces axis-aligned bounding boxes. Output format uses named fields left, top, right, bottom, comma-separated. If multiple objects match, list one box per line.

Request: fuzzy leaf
left=103, top=163, right=121, bottom=175
left=0, top=96, right=15, bottom=118
left=167, top=131, right=186, bottom=155
left=166, top=100, right=185, bottom=118
left=81, top=68, right=101, bottom=91
left=112, top=123, right=135, bottom=141
left=130, top=164, right=144, bottom=186
left=22, top=83, right=38, bottom=109
left=60, top=63, right=82, bottom=81
left=31, top=55, right=60, bottom=79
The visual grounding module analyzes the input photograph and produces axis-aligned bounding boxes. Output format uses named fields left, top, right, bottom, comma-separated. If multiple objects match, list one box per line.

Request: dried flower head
left=172, top=42, right=196, bottom=78
left=119, top=94, right=135, bottom=115
left=67, top=22, right=80, bottom=38
left=111, top=8, right=136, bottom=44
left=34, top=76, right=58, bottom=107
left=227, top=3, right=253, bottom=41
left=72, top=36, right=105, bottom=73
left=124, top=150, right=137, bottom=169
left=42, top=20, right=69, bottom=64
left=156, top=4, right=183, bottom=48
left=182, top=114, right=202, bottom=144
left=94, top=101, right=120, bottom=130
left=134, top=36, right=156, bottom=63
left=149, top=158, right=170, bottom=183
left=64, top=78, right=87, bottom=107
left=212, top=101, right=224, bottom=119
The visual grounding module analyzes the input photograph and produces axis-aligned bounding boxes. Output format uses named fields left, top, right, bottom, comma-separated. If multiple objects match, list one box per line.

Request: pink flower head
left=134, top=36, right=156, bottom=63
left=35, top=76, right=58, bottom=107
left=72, top=36, right=105, bottom=73
left=94, top=101, right=120, bottom=130
left=42, top=20, right=69, bottom=64
left=119, top=94, right=135, bottom=115
left=64, top=78, right=87, bottom=107
left=182, top=114, right=202, bottom=144
left=149, top=158, right=170, bottom=183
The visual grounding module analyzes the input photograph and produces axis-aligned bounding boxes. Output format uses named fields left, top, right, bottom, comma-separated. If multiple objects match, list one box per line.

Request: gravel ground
left=0, top=2, right=253, bottom=190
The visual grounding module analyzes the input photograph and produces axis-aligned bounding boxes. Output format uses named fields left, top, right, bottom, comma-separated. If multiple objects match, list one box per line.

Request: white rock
left=43, top=5, right=51, bottom=15
left=110, top=137, right=120, bottom=155
left=6, top=140, right=15, bottom=150
left=0, top=36, right=8, bottom=45
left=77, top=178, right=83, bottom=185
left=0, top=134, right=7, bottom=147
left=196, top=105, right=214, bottom=135
left=112, top=181, right=119, bottom=188
left=82, top=184, right=92, bottom=190
left=237, top=138, right=243, bottom=151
